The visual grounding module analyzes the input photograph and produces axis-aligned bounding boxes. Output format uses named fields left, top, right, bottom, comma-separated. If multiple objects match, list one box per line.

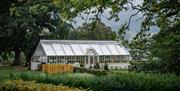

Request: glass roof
left=40, top=40, right=130, bottom=56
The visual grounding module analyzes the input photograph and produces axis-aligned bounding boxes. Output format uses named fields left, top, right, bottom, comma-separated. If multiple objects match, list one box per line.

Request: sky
left=71, top=0, right=159, bottom=40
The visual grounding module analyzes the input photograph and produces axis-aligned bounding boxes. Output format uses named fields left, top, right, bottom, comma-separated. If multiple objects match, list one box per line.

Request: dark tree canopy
left=0, top=0, right=72, bottom=65
left=68, top=20, right=117, bottom=40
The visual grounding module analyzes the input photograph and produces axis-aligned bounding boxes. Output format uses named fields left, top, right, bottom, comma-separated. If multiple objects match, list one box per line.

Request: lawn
left=0, top=66, right=180, bottom=91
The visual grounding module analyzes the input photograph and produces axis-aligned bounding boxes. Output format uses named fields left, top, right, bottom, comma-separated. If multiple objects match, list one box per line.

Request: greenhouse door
left=85, top=49, right=98, bottom=68
left=89, top=56, right=94, bottom=66
left=88, top=56, right=94, bottom=68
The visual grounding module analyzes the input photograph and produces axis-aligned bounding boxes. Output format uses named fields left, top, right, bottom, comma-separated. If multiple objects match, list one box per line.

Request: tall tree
left=150, top=23, right=180, bottom=74
left=124, top=0, right=180, bottom=74
left=0, top=0, right=62, bottom=65
left=68, top=20, right=116, bottom=40
left=21, top=2, right=73, bottom=65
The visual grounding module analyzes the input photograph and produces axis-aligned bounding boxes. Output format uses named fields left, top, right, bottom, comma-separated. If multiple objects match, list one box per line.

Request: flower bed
left=0, top=79, right=82, bottom=91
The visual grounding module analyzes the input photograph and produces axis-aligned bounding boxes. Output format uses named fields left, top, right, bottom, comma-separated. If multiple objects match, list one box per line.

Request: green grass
left=0, top=66, right=180, bottom=91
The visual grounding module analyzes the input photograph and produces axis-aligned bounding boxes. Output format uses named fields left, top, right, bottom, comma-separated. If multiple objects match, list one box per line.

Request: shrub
left=104, top=63, right=109, bottom=71
left=129, top=61, right=162, bottom=73
left=74, top=67, right=107, bottom=75
left=0, top=79, right=82, bottom=91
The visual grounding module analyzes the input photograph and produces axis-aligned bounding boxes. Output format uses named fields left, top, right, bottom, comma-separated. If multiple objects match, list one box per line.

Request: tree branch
left=90, top=6, right=103, bottom=39
left=135, top=14, right=146, bottom=21
left=128, top=1, right=142, bottom=11
left=126, top=10, right=140, bottom=28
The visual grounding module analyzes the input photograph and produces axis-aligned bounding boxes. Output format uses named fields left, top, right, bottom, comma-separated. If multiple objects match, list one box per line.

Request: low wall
left=107, top=63, right=130, bottom=69
left=31, top=62, right=41, bottom=70
left=85, top=63, right=130, bottom=69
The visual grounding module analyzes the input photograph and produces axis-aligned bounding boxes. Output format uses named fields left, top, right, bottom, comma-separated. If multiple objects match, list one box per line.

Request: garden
left=0, top=66, right=180, bottom=91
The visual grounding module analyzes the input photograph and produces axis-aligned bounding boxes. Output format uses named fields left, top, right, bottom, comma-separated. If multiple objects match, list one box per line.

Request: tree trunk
left=26, top=55, right=31, bottom=64
left=25, top=54, right=32, bottom=70
left=13, top=48, right=21, bottom=65
left=25, top=54, right=32, bottom=66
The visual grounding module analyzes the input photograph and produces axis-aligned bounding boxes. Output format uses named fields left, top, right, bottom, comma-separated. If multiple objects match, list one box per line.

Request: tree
left=125, top=0, right=180, bottom=74
left=22, top=5, right=72, bottom=65
left=128, top=31, right=152, bottom=61
left=68, top=20, right=117, bottom=40
left=150, top=23, right=180, bottom=74
left=0, top=0, right=13, bottom=60
left=0, top=0, right=65, bottom=65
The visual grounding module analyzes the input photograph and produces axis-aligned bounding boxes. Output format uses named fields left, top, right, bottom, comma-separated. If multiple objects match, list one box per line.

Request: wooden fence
left=42, top=64, right=74, bottom=74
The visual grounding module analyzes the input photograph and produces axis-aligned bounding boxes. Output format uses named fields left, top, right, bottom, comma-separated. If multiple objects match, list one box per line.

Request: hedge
left=74, top=67, right=107, bottom=75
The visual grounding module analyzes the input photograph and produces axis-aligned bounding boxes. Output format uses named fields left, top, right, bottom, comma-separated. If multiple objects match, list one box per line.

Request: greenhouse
left=31, top=40, right=130, bottom=70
